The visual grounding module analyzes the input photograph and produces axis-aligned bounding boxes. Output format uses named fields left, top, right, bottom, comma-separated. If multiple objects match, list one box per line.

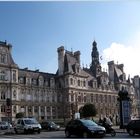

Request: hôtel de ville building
left=0, top=40, right=138, bottom=122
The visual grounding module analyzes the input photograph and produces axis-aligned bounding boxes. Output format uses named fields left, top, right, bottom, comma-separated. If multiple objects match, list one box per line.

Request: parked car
left=0, top=121, right=12, bottom=130
left=40, top=121, right=60, bottom=131
left=14, top=118, right=42, bottom=134
left=126, top=119, right=140, bottom=136
left=65, top=119, right=106, bottom=138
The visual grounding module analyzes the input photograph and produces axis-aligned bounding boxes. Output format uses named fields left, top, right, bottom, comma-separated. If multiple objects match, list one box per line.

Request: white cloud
left=102, top=41, right=140, bottom=78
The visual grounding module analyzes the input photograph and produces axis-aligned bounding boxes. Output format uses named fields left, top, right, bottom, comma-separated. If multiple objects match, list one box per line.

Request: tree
left=16, top=112, right=24, bottom=118
left=80, top=103, right=97, bottom=118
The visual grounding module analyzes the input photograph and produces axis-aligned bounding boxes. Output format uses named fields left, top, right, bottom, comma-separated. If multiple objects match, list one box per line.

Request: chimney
left=57, top=46, right=65, bottom=75
left=74, top=51, right=80, bottom=64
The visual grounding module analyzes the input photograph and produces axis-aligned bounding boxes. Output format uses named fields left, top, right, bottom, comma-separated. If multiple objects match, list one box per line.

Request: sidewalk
left=0, top=128, right=15, bottom=135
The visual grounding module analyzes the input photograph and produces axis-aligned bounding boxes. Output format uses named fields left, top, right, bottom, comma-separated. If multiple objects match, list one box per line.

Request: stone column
left=25, top=106, right=28, bottom=117
left=50, top=106, right=52, bottom=120
left=32, top=106, right=35, bottom=116
left=45, top=106, right=47, bottom=120
left=38, top=106, right=41, bottom=121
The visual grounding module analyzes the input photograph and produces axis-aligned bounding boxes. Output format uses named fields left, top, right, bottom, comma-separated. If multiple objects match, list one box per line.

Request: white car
left=14, top=118, right=42, bottom=134
left=0, top=121, right=11, bottom=130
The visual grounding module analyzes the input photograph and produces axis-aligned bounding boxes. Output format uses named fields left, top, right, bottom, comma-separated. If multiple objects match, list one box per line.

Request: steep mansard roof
left=0, top=41, right=18, bottom=68
left=18, top=68, right=56, bottom=79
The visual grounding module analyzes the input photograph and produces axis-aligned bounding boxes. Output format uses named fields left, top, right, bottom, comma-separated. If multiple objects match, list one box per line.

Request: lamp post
left=117, top=87, right=131, bottom=129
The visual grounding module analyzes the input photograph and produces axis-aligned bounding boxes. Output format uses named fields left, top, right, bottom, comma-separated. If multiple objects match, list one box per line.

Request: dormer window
left=19, top=77, right=24, bottom=84
left=38, top=76, right=44, bottom=86
left=0, top=54, right=7, bottom=64
left=83, top=81, right=86, bottom=87
left=32, top=79, right=37, bottom=85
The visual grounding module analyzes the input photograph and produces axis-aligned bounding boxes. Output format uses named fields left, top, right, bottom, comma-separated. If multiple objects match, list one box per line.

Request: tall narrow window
left=13, top=90, right=16, bottom=99
left=0, top=70, right=5, bottom=80
left=1, top=54, right=6, bottom=63
left=13, top=70, right=16, bottom=82
left=1, top=91, right=6, bottom=100
left=1, top=105, right=6, bottom=113
left=91, top=94, right=94, bottom=102
left=83, top=81, right=86, bottom=87
left=78, top=80, right=80, bottom=86
left=70, top=78, right=73, bottom=85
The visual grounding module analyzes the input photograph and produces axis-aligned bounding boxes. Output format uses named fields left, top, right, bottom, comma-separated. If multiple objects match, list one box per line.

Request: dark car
left=126, top=119, right=140, bottom=136
left=40, top=121, right=60, bottom=131
left=65, top=119, right=106, bottom=138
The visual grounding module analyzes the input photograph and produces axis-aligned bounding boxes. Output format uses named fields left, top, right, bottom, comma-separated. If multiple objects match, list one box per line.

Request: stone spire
left=90, top=40, right=101, bottom=78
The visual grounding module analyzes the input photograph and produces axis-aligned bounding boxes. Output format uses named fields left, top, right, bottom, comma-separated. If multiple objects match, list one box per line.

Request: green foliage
left=80, top=103, right=97, bottom=118
left=16, top=112, right=24, bottom=118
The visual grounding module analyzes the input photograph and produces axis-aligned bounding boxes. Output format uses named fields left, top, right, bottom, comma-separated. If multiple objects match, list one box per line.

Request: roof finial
left=82, top=63, right=84, bottom=68
left=71, top=48, right=73, bottom=53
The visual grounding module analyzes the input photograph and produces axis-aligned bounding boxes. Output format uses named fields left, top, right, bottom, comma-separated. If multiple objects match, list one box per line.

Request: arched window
left=41, top=106, right=45, bottom=113
left=1, top=105, right=6, bottom=113
left=21, top=91, right=24, bottom=100
left=34, top=92, right=38, bottom=101
left=47, top=106, right=51, bottom=114
left=1, top=91, right=6, bottom=100
left=34, top=106, right=38, bottom=113
left=91, top=94, right=94, bottom=102
left=84, top=96, right=87, bottom=102
left=70, top=78, right=73, bottom=85
left=83, top=81, right=86, bottom=87
left=38, top=76, right=44, bottom=86
left=13, top=70, right=16, bottom=82
left=28, top=106, right=32, bottom=113
left=13, top=106, right=16, bottom=113
left=13, top=90, right=16, bottom=99
left=52, top=106, right=56, bottom=116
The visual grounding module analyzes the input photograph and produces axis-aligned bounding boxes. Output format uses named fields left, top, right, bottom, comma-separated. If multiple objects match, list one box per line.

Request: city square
left=0, top=1, right=140, bottom=139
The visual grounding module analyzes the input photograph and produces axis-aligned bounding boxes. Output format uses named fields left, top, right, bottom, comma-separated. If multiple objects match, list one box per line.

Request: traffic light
left=6, top=98, right=11, bottom=106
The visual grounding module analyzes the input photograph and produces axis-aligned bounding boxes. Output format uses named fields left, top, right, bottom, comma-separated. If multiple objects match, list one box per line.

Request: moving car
left=14, top=118, right=42, bottom=134
left=126, top=119, right=140, bottom=136
left=65, top=119, right=106, bottom=138
left=40, top=121, right=60, bottom=131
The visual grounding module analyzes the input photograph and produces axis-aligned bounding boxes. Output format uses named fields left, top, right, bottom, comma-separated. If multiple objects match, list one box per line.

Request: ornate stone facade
left=0, top=40, right=136, bottom=122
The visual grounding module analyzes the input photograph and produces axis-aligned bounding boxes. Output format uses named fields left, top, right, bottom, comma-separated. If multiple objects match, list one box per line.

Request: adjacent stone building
left=0, top=40, right=136, bottom=122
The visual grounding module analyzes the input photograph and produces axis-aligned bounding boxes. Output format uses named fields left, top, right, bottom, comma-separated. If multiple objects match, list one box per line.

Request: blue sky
left=0, top=1, right=140, bottom=77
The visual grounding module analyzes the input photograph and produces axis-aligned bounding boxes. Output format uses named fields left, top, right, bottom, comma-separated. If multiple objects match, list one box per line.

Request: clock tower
left=90, top=40, right=102, bottom=78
